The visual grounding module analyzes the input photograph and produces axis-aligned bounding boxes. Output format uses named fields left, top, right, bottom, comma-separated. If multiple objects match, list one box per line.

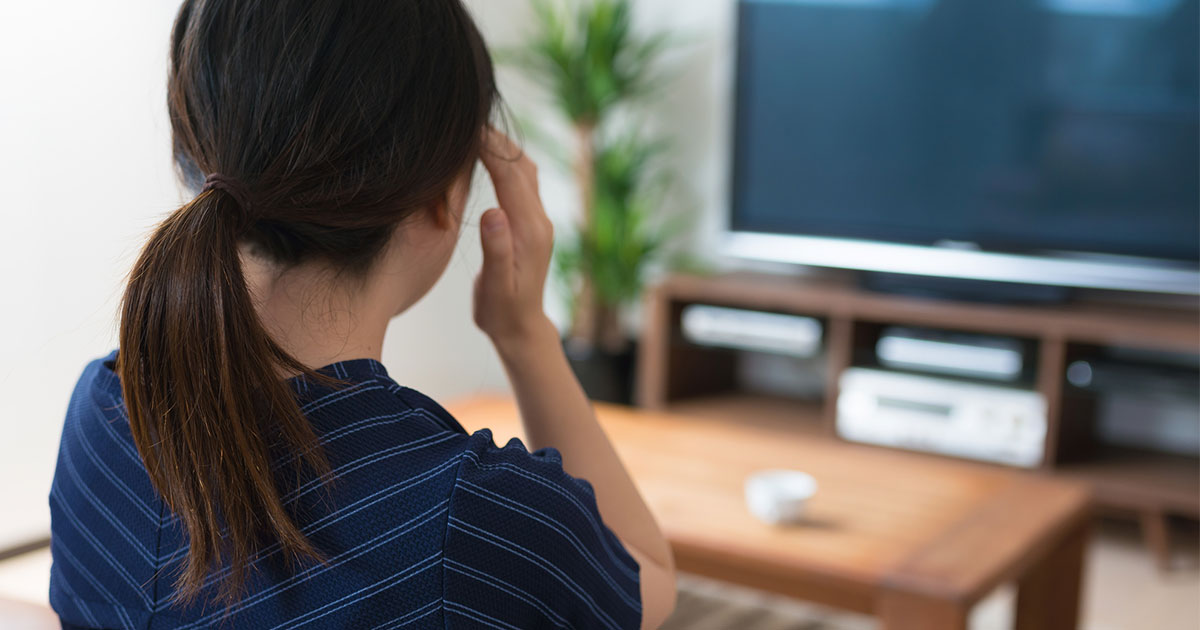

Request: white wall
left=0, top=1, right=184, bottom=548
left=0, top=0, right=732, bottom=549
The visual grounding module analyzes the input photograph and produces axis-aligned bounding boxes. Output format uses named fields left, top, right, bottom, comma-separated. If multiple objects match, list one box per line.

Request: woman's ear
left=431, top=195, right=459, bottom=231
left=435, top=173, right=472, bottom=232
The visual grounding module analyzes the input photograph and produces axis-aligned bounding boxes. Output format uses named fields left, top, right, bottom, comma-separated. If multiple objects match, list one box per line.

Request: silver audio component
left=837, top=367, right=1047, bottom=467
left=681, top=305, right=822, bottom=358
left=876, top=327, right=1025, bottom=382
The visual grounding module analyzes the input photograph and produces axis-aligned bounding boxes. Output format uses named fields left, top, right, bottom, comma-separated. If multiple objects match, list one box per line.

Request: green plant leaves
left=507, top=0, right=663, bottom=126
left=504, top=0, right=691, bottom=327
left=556, top=132, right=682, bottom=307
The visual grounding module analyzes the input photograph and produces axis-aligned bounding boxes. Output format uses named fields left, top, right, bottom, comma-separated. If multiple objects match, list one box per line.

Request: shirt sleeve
left=442, top=430, right=642, bottom=630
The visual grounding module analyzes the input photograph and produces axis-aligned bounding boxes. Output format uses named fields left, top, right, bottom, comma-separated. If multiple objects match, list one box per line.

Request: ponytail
left=145, top=0, right=499, bottom=605
left=118, top=187, right=330, bottom=605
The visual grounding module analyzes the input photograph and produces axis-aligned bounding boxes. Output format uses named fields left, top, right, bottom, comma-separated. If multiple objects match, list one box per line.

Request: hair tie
left=201, top=173, right=254, bottom=214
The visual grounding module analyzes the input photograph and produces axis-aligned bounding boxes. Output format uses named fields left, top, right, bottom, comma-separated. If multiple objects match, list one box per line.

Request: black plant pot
left=563, top=339, right=637, bottom=405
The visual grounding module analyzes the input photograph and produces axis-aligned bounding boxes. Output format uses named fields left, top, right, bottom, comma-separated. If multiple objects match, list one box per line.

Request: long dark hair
left=118, top=0, right=497, bottom=606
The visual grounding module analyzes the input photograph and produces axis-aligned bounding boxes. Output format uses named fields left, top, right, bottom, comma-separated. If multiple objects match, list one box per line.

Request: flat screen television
left=726, top=0, right=1200, bottom=295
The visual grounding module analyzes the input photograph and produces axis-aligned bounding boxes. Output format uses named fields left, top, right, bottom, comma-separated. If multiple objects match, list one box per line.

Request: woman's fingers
left=477, top=127, right=553, bottom=273
left=480, top=128, right=544, bottom=240
left=473, top=129, right=554, bottom=344
left=478, top=208, right=514, bottom=294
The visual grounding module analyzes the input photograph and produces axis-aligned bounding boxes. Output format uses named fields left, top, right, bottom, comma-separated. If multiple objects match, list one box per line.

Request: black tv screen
left=731, top=0, right=1200, bottom=263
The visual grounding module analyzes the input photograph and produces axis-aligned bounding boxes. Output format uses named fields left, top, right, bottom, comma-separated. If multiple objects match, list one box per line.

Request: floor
left=2, top=519, right=1196, bottom=629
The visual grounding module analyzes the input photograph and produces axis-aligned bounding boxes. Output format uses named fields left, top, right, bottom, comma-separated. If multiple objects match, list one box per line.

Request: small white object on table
left=744, top=470, right=818, bottom=525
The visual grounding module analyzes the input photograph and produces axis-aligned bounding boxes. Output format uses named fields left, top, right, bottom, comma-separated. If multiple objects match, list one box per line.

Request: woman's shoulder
left=443, top=431, right=643, bottom=629
left=59, top=350, right=129, bottom=444
left=453, top=430, right=600, bottom=504
left=72, top=349, right=121, bottom=399
left=287, top=357, right=469, bottom=437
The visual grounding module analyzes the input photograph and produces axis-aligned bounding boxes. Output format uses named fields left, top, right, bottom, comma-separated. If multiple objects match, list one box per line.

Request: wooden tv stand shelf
left=637, top=272, right=1199, bottom=564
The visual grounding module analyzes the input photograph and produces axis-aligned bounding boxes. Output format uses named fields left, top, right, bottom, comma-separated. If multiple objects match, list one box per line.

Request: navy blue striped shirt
left=49, top=351, right=640, bottom=629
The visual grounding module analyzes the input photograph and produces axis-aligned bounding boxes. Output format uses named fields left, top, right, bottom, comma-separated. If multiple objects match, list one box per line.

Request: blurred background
left=1, top=1, right=1197, bottom=628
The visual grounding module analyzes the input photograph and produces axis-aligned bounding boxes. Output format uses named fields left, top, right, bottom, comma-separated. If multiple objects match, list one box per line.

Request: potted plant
left=504, top=0, right=684, bottom=404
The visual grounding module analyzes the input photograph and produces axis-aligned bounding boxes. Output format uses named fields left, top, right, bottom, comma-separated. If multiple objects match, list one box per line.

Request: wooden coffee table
left=446, top=396, right=1090, bottom=630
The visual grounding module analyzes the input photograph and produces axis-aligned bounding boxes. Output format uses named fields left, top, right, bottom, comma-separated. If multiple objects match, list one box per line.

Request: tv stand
left=637, top=271, right=1199, bottom=569
left=861, top=272, right=1072, bottom=305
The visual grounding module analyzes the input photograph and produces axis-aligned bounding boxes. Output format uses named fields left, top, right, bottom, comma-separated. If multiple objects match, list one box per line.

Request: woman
left=47, top=1, right=676, bottom=628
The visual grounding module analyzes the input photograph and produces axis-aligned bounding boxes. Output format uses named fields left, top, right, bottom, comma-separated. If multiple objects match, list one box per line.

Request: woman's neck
left=236, top=212, right=457, bottom=372
left=240, top=250, right=390, bottom=372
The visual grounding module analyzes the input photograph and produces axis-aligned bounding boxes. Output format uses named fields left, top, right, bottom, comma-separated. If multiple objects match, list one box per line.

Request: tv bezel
left=721, top=231, right=1200, bottom=295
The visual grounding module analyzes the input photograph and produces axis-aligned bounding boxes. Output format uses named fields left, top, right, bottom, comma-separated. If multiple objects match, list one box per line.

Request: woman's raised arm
left=472, top=129, right=678, bottom=629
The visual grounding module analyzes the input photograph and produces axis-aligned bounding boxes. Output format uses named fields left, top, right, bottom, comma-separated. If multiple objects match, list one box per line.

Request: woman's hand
left=473, top=129, right=556, bottom=351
